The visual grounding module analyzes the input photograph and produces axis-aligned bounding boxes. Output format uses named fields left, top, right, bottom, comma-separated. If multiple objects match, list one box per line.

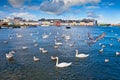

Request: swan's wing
left=95, top=32, right=106, bottom=41
left=88, top=32, right=94, bottom=40
left=86, top=41, right=95, bottom=47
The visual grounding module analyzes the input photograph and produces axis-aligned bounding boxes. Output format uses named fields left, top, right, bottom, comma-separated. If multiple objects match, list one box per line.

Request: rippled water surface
left=0, top=26, right=120, bottom=80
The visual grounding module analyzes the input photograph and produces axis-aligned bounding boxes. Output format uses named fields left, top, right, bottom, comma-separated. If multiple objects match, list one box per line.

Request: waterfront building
left=80, top=19, right=98, bottom=26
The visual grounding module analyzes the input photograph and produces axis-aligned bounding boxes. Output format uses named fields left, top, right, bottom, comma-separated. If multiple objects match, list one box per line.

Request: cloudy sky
left=0, top=0, right=120, bottom=23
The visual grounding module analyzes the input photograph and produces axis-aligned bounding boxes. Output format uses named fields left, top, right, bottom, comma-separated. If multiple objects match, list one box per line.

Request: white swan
left=3, top=41, right=8, bottom=44
left=34, top=44, right=38, bottom=47
left=22, top=46, right=28, bottom=50
left=42, top=33, right=49, bottom=39
left=55, top=40, right=62, bottom=46
left=39, top=48, right=44, bottom=51
left=39, top=48, right=48, bottom=53
left=33, top=40, right=37, bottom=43
left=116, top=52, right=120, bottom=56
left=109, top=44, right=113, bottom=46
left=33, top=56, right=40, bottom=61
left=42, top=49, right=48, bottom=53
left=105, top=59, right=109, bottom=63
left=64, top=35, right=71, bottom=40
left=55, top=57, right=72, bottom=68
left=99, top=48, right=103, bottom=53
left=30, top=33, right=33, bottom=36
left=6, top=53, right=13, bottom=59
left=75, top=49, right=89, bottom=58
left=102, top=45, right=106, bottom=48
left=17, top=34, right=23, bottom=38
left=54, top=45, right=59, bottom=49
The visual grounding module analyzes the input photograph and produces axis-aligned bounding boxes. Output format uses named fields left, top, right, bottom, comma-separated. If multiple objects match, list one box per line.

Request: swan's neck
left=76, top=50, right=78, bottom=57
left=56, top=57, right=59, bottom=66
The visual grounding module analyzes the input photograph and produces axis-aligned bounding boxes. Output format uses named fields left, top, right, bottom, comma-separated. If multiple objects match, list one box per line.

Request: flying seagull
left=87, top=32, right=106, bottom=46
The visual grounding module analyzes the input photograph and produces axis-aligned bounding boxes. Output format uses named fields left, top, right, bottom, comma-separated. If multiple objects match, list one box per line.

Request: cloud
left=87, top=11, right=101, bottom=18
left=9, top=12, right=37, bottom=20
left=85, top=5, right=100, bottom=9
left=8, top=0, right=26, bottom=8
left=40, top=0, right=101, bottom=14
left=108, top=3, right=115, bottom=6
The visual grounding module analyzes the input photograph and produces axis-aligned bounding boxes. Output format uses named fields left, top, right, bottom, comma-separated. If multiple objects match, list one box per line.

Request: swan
left=116, top=52, right=120, bottom=56
left=33, top=56, right=40, bottom=61
left=42, top=49, right=48, bottom=53
left=54, top=45, right=59, bottom=49
left=99, top=48, right=103, bottom=53
left=99, top=43, right=102, bottom=46
left=55, top=57, right=72, bottom=68
left=10, top=37, right=12, bottom=39
left=102, top=45, right=106, bottom=48
left=33, top=40, right=37, bottom=43
left=17, top=34, right=23, bottom=38
left=64, top=35, right=71, bottom=40
left=3, top=41, right=8, bottom=44
left=105, top=59, right=109, bottom=63
left=55, top=40, right=62, bottom=46
left=34, top=44, right=38, bottom=47
left=39, top=48, right=48, bottom=53
left=6, top=53, right=13, bottom=59
left=39, top=48, right=44, bottom=51
left=30, top=33, right=33, bottom=36
left=109, top=44, right=113, bottom=46
left=42, top=33, right=49, bottom=39
left=75, top=49, right=89, bottom=58
left=22, top=46, right=28, bottom=50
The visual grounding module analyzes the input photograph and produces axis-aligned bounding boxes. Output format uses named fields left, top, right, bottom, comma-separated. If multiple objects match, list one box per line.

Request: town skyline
left=0, top=0, right=120, bottom=24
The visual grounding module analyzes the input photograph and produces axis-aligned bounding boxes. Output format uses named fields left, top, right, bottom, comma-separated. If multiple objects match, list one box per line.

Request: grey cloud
left=40, top=0, right=67, bottom=14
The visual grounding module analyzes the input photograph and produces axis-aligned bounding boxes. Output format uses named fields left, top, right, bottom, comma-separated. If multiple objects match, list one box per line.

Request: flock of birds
left=2, top=28, right=120, bottom=68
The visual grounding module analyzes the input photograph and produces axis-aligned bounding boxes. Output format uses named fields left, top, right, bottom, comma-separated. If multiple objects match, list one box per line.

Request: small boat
left=66, top=26, right=71, bottom=29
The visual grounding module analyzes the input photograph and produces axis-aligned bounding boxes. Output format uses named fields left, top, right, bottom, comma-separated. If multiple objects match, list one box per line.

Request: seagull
left=87, top=32, right=106, bottom=46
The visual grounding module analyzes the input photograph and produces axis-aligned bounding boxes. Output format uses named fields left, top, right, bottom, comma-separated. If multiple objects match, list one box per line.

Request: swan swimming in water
left=39, top=48, right=48, bottom=53
left=75, top=49, right=89, bottom=58
left=99, top=48, right=103, bottom=53
left=55, top=57, right=72, bottom=68
left=105, top=59, right=109, bottom=63
left=22, top=46, right=28, bottom=50
left=55, top=40, right=62, bottom=46
left=6, top=52, right=13, bottom=59
left=33, top=56, right=40, bottom=61
left=116, top=52, right=120, bottom=56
